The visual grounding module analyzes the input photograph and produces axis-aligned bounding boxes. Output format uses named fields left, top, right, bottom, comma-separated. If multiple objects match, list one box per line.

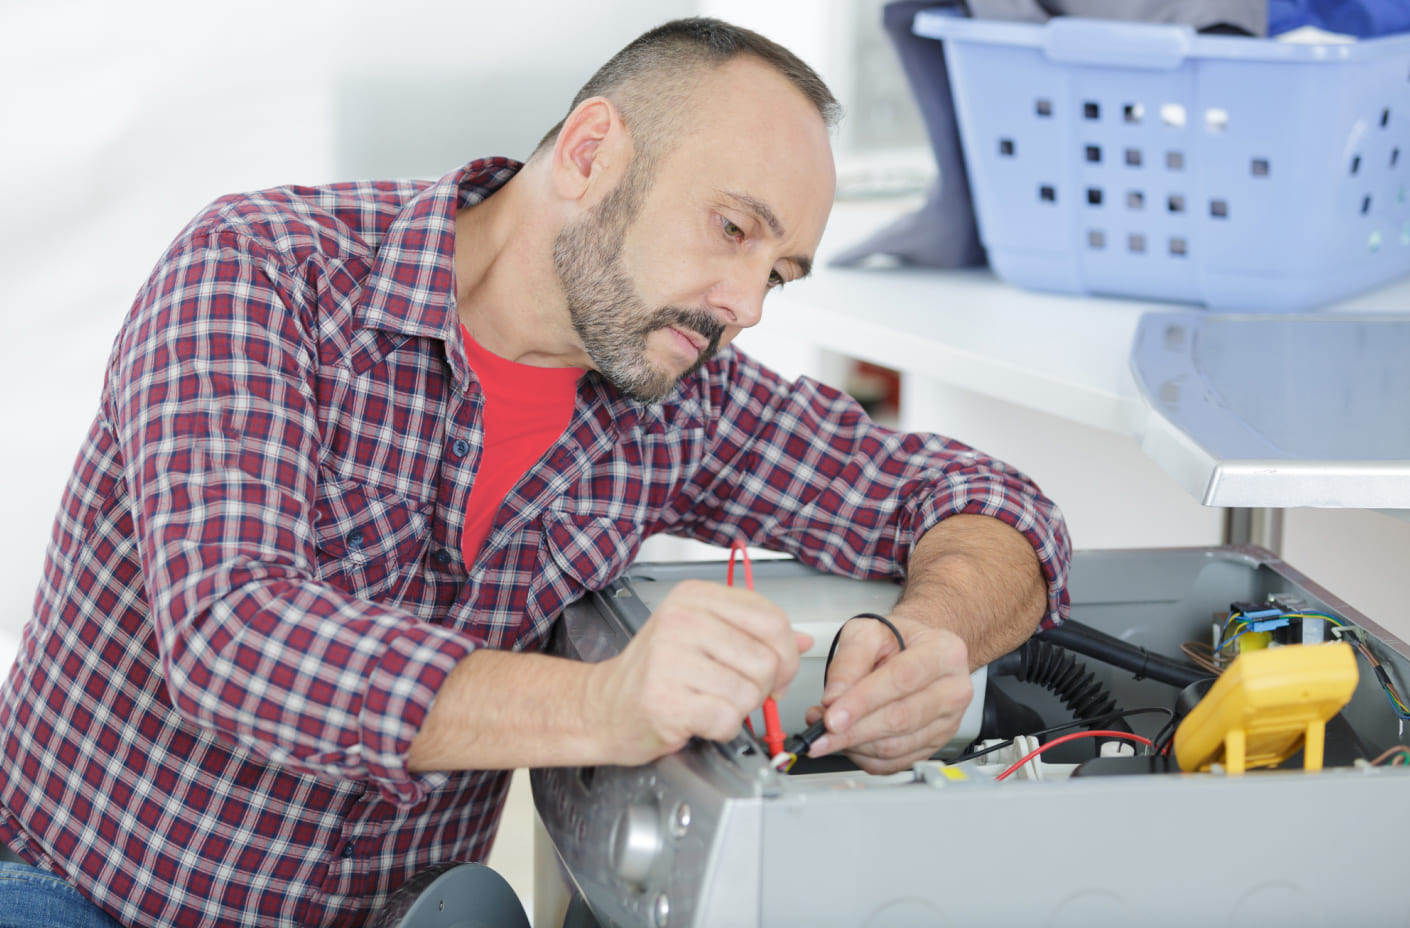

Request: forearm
left=408, top=649, right=609, bottom=772
left=409, top=578, right=807, bottom=774
left=891, top=514, right=1048, bottom=669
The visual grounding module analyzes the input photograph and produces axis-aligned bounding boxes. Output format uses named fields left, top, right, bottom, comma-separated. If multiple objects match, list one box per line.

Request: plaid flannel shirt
left=0, top=159, right=1070, bottom=927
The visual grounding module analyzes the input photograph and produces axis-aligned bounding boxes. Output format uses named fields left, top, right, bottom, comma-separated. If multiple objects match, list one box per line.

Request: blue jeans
left=0, top=861, right=120, bottom=928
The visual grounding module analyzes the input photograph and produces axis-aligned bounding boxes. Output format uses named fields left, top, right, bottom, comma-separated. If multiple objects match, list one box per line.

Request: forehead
left=650, top=56, right=836, bottom=249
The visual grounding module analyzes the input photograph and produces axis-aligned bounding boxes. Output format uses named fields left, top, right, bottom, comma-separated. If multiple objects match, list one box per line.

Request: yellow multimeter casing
left=1173, top=642, right=1358, bottom=775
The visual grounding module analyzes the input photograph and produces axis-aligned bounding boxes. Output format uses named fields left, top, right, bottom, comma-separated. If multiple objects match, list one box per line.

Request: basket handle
left=1043, top=18, right=1194, bottom=71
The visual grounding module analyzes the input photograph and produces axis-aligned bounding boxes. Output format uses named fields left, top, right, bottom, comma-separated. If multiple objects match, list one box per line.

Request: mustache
left=652, top=307, right=725, bottom=357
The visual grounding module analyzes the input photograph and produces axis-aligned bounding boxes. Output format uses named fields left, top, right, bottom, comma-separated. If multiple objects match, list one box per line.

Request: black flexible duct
left=1037, top=620, right=1211, bottom=690
left=988, top=639, right=1131, bottom=733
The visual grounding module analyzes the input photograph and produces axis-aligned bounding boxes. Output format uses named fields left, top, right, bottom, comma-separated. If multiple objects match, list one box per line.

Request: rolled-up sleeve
left=107, top=229, right=473, bottom=804
left=662, top=349, right=1071, bottom=629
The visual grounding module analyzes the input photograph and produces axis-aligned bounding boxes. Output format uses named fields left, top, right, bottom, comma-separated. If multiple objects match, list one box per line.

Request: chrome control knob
left=611, top=800, right=663, bottom=889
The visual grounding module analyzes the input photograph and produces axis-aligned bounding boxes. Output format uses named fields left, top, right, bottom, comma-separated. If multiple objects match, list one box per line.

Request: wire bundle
left=1190, top=607, right=1410, bottom=722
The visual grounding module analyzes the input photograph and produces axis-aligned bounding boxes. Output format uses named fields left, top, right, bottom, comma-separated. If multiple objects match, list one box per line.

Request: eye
left=767, top=268, right=786, bottom=290
left=721, top=217, right=745, bottom=242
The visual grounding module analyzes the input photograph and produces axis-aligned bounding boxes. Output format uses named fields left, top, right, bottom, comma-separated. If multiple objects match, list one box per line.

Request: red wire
left=993, top=730, right=1155, bottom=781
left=728, top=540, right=784, bottom=757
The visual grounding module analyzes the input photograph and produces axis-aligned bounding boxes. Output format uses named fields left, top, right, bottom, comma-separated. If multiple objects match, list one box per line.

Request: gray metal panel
left=758, top=766, right=1410, bottom=928
left=534, top=550, right=1410, bottom=927
left=1130, top=311, right=1410, bottom=508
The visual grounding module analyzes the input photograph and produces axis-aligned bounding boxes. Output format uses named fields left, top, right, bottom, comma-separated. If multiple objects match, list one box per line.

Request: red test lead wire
left=728, top=539, right=786, bottom=758
left=993, top=730, right=1155, bottom=781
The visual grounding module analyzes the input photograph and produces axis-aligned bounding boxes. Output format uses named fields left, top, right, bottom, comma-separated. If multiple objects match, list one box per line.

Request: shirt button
left=346, top=528, right=365, bottom=550
left=432, top=548, right=452, bottom=566
left=341, top=841, right=355, bottom=859
left=451, top=438, right=471, bottom=458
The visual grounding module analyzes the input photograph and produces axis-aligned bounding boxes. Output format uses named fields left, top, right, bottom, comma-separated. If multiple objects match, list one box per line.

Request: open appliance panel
left=531, top=548, right=1410, bottom=927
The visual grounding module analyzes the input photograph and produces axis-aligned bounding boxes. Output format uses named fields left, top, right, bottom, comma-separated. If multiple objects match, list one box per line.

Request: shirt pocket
left=312, top=475, right=429, bottom=601
left=540, top=508, right=644, bottom=593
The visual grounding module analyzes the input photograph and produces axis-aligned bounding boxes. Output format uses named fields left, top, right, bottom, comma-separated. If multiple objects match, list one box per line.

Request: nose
left=706, top=267, right=769, bottom=330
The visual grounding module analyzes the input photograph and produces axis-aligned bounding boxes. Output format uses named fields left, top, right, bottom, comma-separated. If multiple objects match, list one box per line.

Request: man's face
left=552, top=159, right=722, bottom=404
left=553, top=56, right=836, bottom=404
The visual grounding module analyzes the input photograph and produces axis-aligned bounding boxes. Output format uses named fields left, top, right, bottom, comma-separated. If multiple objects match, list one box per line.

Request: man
left=0, top=17, right=1069, bottom=928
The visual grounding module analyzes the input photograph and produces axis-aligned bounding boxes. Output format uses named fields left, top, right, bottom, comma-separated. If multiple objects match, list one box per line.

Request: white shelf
left=766, top=200, right=1410, bottom=510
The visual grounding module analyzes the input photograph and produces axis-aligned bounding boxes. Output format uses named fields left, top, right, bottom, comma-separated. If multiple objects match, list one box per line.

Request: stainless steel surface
left=1130, top=311, right=1410, bottom=509
left=1222, top=507, right=1285, bottom=553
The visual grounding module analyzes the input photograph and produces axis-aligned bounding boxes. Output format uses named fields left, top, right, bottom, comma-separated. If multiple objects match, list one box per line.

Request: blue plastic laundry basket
left=914, top=12, right=1410, bottom=311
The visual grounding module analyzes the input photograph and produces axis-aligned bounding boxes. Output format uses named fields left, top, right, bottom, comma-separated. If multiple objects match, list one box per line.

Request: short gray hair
left=531, top=17, right=841, bottom=167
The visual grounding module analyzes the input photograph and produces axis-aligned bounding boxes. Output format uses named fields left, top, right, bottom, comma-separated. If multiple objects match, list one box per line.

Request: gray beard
left=552, top=181, right=723, bottom=404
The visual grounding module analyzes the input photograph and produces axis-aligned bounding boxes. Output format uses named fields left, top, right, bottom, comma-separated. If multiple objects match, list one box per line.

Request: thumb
left=822, top=622, right=886, bottom=705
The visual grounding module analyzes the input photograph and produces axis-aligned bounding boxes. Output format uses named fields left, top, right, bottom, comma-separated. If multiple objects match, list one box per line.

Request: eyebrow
left=721, top=190, right=814, bottom=279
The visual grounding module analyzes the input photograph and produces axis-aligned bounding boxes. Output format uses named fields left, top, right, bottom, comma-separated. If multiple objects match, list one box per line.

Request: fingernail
left=810, top=736, right=831, bottom=757
left=822, top=682, right=846, bottom=703
left=828, top=708, right=850, bottom=732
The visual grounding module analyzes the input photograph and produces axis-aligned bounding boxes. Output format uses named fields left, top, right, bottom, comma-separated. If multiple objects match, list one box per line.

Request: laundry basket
left=914, top=12, right=1410, bottom=311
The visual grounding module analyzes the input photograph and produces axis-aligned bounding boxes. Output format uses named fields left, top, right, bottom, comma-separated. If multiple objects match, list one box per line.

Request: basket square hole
left=1370, top=230, right=1383, bottom=252
left=1170, top=237, right=1188, bottom=257
left=1127, top=190, right=1145, bottom=210
left=1210, top=199, right=1228, bottom=219
left=1400, top=184, right=1407, bottom=205
left=1125, top=148, right=1143, bottom=167
left=1402, top=221, right=1410, bottom=245
left=1168, top=194, right=1185, bottom=213
left=1160, top=103, right=1186, bottom=128
left=1166, top=150, right=1184, bottom=171
left=1252, top=158, right=1271, bottom=177
left=1128, top=233, right=1146, bottom=253
left=1036, top=98, right=1053, bottom=117
left=1088, top=230, right=1106, bottom=249
left=1205, top=108, right=1229, bottom=133
left=1350, top=155, right=1361, bottom=175
left=999, top=138, right=1015, bottom=157
left=1393, top=148, right=1401, bottom=167
left=1084, top=101, right=1100, bottom=120
left=1040, top=185, right=1057, bottom=203
left=1085, top=145, right=1102, bottom=163
left=1382, top=108, right=1392, bottom=128
left=1124, top=103, right=1144, bottom=124
left=1362, top=195, right=1373, bottom=214
left=1087, top=187, right=1104, bottom=206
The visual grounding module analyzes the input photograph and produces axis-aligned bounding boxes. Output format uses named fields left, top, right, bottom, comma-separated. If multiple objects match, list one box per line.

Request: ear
left=549, top=97, right=629, bottom=203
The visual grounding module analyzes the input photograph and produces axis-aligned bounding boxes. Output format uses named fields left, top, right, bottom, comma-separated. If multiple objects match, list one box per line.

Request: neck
left=453, top=163, right=589, bottom=368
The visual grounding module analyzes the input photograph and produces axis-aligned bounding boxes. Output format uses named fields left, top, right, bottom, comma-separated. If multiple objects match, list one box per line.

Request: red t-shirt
left=459, top=326, right=584, bottom=564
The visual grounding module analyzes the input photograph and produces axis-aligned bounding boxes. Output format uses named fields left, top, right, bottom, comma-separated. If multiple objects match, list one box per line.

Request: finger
left=814, top=657, right=972, bottom=757
left=821, top=619, right=900, bottom=703
left=840, top=668, right=964, bottom=750
left=825, top=624, right=969, bottom=731
left=634, top=649, right=769, bottom=748
left=664, top=580, right=802, bottom=686
left=842, top=713, right=964, bottom=775
left=631, top=615, right=778, bottom=709
left=823, top=646, right=935, bottom=737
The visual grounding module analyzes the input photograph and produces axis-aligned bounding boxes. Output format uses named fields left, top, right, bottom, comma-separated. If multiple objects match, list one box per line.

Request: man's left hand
left=803, top=615, right=973, bottom=774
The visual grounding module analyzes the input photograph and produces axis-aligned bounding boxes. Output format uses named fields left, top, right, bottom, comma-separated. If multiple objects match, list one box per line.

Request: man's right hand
left=582, top=578, right=811, bottom=766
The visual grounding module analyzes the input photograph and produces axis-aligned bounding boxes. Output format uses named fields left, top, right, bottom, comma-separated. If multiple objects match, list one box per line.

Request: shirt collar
left=356, top=157, right=522, bottom=344
left=354, top=156, right=708, bottom=435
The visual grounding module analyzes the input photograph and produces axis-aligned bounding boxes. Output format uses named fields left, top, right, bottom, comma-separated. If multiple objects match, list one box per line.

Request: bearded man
left=0, top=17, right=1069, bottom=927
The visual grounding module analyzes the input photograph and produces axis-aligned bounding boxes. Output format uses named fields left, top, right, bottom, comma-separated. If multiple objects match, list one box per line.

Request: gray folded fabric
left=832, top=0, right=1267, bottom=270
left=968, top=0, right=1266, bottom=34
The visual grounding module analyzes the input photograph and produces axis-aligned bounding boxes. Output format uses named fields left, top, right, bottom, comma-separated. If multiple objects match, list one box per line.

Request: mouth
left=666, top=324, right=708, bottom=358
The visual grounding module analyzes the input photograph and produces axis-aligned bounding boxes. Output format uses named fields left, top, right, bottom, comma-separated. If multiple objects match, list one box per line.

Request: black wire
left=1150, top=716, right=1179, bottom=756
left=951, top=706, right=1176, bottom=763
left=823, top=612, right=907, bottom=680
left=784, top=614, right=908, bottom=761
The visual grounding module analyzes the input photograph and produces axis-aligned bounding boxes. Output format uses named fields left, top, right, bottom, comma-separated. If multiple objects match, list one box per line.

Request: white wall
left=0, top=0, right=705, bottom=656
